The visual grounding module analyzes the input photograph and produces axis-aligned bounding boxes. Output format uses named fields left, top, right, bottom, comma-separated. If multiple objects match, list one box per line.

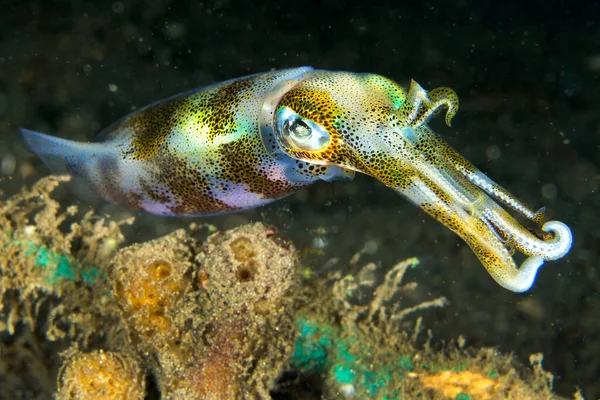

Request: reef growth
left=0, top=176, right=565, bottom=399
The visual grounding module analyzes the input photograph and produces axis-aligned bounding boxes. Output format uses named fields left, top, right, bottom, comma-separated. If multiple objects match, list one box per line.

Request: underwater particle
left=164, top=22, right=186, bottom=39
left=302, top=266, right=314, bottom=280
left=312, top=236, right=328, bottom=250
left=419, top=370, right=500, bottom=400
left=1, top=154, right=16, bottom=175
left=56, top=350, right=144, bottom=400
left=111, top=229, right=194, bottom=353
left=541, top=183, right=558, bottom=200
left=362, top=239, right=379, bottom=255
left=339, top=383, right=355, bottom=397
left=111, top=1, right=124, bottom=13
left=485, top=144, right=501, bottom=161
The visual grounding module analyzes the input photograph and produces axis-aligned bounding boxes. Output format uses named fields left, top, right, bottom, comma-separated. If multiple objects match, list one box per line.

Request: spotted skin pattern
left=21, top=67, right=572, bottom=292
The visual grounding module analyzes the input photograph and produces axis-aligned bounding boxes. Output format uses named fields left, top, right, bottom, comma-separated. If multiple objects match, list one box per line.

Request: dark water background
left=0, top=0, right=598, bottom=397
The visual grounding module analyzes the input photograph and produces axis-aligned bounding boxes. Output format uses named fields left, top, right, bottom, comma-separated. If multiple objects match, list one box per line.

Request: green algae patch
left=288, top=256, right=560, bottom=399
left=292, top=316, right=401, bottom=398
left=398, top=356, right=415, bottom=372
left=23, top=240, right=101, bottom=285
left=289, top=257, right=447, bottom=398
left=292, top=317, right=335, bottom=372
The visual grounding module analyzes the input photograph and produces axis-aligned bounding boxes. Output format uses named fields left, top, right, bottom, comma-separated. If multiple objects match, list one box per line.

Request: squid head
left=262, top=70, right=572, bottom=292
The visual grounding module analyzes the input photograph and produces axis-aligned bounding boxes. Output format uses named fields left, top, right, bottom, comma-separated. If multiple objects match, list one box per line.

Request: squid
left=21, top=67, right=572, bottom=292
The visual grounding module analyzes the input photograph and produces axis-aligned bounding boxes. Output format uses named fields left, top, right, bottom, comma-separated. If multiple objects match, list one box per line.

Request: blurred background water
left=0, top=0, right=598, bottom=397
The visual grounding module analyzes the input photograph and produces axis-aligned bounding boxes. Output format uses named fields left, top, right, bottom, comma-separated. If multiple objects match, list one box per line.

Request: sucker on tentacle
left=20, top=67, right=573, bottom=292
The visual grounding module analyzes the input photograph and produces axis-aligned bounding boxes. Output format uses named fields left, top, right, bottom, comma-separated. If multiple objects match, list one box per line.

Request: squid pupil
left=285, top=117, right=311, bottom=140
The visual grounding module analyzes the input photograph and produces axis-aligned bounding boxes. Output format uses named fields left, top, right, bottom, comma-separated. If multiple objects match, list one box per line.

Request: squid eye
left=275, top=106, right=330, bottom=152
left=283, top=118, right=312, bottom=142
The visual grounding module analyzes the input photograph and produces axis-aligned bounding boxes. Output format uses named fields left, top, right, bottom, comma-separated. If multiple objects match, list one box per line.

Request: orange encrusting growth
left=115, top=259, right=185, bottom=340
left=57, top=350, right=145, bottom=400
left=420, top=370, right=501, bottom=400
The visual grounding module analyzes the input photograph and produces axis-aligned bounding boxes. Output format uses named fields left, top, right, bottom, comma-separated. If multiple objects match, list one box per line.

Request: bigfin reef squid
left=20, top=67, right=572, bottom=292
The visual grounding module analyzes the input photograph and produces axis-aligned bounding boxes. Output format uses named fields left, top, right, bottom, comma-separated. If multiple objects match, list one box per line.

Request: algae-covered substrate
left=0, top=176, right=575, bottom=399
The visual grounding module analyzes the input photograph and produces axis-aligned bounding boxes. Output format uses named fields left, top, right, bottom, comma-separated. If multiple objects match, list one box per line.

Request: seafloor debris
left=281, top=252, right=560, bottom=399
left=0, top=176, right=563, bottom=400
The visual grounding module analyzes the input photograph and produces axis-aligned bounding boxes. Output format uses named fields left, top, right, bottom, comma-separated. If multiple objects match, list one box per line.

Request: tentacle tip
left=444, top=106, right=458, bottom=127
left=408, top=79, right=423, bottom=93
left=532, top=206, right=546, bottom=224
left=541, top=220, right=573, bottom=260
left=502, top=255, right=545, bottom=293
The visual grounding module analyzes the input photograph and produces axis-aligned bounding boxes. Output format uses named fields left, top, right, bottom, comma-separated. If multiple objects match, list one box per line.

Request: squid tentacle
left=427, top=86, right=460, bottom=127
left=394, top=80, right=458, bottom=128
left=397, top=174, right=546, bottom=293
left=399, top=103, right=546, bottom=224
left=482, top=205, right=573, bottom=261
left=505, top=256, right=545, bottom=293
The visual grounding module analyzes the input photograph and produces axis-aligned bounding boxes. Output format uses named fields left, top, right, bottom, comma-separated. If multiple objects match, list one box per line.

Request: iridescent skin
left=21, top=67, right=573, bottom=292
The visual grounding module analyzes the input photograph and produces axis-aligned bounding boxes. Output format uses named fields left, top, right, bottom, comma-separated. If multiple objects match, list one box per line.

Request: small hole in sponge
left=149, top=260, right=172, bottom=281
left=236, top=261, right=257, bottom=282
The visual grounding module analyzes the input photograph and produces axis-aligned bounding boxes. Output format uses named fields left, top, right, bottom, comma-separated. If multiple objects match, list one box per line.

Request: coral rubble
left=0, top=176, right=564, bottom=399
